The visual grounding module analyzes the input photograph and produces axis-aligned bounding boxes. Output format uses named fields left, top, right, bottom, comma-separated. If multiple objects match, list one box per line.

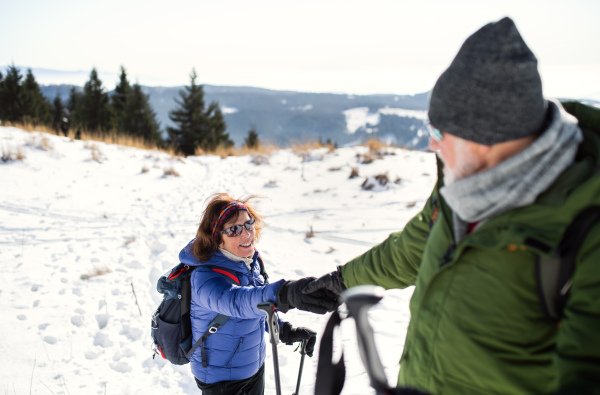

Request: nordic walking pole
left=292, top=338, right=308, bottom=395
left=342, top=285, right=390, bottom=394
left=257, top=302, right=282, bottom=395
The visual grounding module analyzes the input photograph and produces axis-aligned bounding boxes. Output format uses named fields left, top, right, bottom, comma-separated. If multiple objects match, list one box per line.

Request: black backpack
left=533, top=205, right=600, bottom=322
left=151, top=256, right=268, bottom=366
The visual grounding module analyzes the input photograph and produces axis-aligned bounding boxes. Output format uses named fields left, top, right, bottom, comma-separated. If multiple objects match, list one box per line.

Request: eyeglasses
left=220, top=218, right=255, bottom=237
left=426, top=123, right=443, bottom=142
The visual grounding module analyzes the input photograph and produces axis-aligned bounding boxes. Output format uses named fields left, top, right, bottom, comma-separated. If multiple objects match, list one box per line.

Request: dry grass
left=306, top=226, right=315, bottom=238
left=141, top=166, right=150, bottom=173
left=195, top=142, right=279, bottom=159
left=361, top=173, right=389, bottom=190
left=123, top=236, right=136, bottom=246
left=4, top=121, right=176, bottom=156
left=163, top=166, right=180, bottom=177
left=81, top=266, right=112, bottom=280
left=26, top=134, right=54, bottom=151
left=357, top=138, right=396, bottom=164
left=1, top=146, right=26, bottom=162
left=349, top=167, right=359, bottom=179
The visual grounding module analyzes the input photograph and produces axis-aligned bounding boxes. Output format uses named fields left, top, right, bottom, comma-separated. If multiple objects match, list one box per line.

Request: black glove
left=279, top=322, right=317, bottom=357
left=302, top=266, right=346, bottom=297
left=276, top=277, right=339, bottom=314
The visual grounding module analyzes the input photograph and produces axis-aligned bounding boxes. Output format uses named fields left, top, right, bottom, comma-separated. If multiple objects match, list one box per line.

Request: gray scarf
left=440, top=100, right=583, bottom=241
left=219, top=248, right=253, bottom=271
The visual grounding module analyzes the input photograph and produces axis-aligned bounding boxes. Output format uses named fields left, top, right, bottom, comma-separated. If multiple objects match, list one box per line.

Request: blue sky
left=1, top=0, right=599, bottom=99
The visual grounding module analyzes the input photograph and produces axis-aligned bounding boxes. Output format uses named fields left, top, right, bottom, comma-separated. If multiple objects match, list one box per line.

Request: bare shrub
left=328, top=166, right=342, bottom=172
left=163, top=167, right=180, bottom=177
left=123, top=236, right=136, bottom=246
left=81, top=266, right=112, bottom=280
left=141, top=166, right=150, bottom=173
left=406, top=202, right=417, bottom=207
left=1, top=146, right=25, bottom=162
left=85, top=143, right=105, bottom=163
left=26, top=135, right=53, bottom=151
left=251, top=155, right=270, bottom=166
left=306, top=226, right=315, bottom=238
left=349, top=167, right=359, bottom=179
left=361, top=173, right=389, bottom=190
left=264, top=180, right=277, bottom=187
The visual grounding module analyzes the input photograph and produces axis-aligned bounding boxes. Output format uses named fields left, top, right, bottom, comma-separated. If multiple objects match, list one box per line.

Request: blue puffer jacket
left=179, top=241, right=285, bottom=384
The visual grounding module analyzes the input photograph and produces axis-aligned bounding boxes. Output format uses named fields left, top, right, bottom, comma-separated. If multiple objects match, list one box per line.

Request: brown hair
left=191, top=193, right=265, bottom=262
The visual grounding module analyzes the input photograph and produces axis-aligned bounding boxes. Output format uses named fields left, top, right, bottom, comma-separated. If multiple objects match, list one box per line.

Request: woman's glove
left=302, top=267, right=346, bottom=296
left=279, top=322, right=317, bottom=357
left=276, top=277, right=339, bottom=314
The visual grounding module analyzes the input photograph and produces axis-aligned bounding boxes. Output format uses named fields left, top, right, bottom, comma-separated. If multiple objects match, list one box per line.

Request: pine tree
left=21, top=69, right=52, bottom=126
left=123, top=84, right=161, bottom=143
left=52, top=94, right=68, bottom=136
left=167, top=69, right=232, bottom=155
left=0, top=65, right=24, bottom=123
left=111, top=66, right=131, bottom=133
left=244, top=126, right=260, bottom=149
left=66, top=86, right=83, bottom=134
left=80, top=68, right=113, bottom=133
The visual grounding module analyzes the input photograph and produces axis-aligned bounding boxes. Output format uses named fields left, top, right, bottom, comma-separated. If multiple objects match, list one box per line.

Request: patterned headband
left=211, top=201, right=249, bottom=241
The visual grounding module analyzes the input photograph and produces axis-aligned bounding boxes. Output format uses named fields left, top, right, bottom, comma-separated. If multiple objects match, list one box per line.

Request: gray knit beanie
left=428, top=17, right=548, bottom=145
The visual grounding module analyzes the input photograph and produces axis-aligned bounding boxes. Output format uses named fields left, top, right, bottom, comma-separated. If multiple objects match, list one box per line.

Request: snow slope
left=0, top=127, right=437, bottom=394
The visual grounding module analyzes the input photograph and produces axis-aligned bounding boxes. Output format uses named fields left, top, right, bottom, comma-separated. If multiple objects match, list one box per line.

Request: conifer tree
left=21, top=69, right=52, bottom=126
left=66, top=86, right=83, bottom=134
left=52, top=94, right=68, bottom=136
left=167, top=69, right=232, bottom=155
left=111, top=66, right=131, bottom=133
left=244, top=126, right=260, bottom=149
left=0, top=65, right=24, bottom=123
left=80, top=68, right=113, bottom=133
left=123, top=84, right=161, bottom=143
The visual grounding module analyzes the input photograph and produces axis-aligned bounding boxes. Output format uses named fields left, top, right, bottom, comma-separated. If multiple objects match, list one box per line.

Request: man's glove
left=302, top=266, right=346, bottom=297
left=279, top=322, right=317, bottom=357
left=276, top=277, right=339, bottom=314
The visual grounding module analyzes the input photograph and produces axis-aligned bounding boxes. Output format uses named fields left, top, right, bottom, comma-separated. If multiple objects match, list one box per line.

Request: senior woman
left=179, top=193, right=336, bottom=394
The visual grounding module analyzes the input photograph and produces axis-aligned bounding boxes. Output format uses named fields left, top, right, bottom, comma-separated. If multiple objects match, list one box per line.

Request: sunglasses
left=220, top=218, right=255, bottom=237
left=427, top=123, right=443, bottom=142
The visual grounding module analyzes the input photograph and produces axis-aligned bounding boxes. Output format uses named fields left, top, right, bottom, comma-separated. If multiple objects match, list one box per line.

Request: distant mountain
left=41, top=84, right=431, bottom=149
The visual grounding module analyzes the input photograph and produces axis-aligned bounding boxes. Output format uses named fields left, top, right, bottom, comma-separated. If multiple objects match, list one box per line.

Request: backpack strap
left=535, top=206, right=600, bottom=322
left=256, top=250, right=269, bottom=284
left=185, top=265, right=240, bottom=366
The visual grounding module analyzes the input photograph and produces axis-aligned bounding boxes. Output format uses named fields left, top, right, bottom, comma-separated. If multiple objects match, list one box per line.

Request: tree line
left=0, top=65, right=247, bottom=155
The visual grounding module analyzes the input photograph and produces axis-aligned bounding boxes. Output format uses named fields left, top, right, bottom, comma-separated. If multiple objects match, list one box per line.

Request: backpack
left=151, top=255, right=268, bottom=366
left=533, top=205, right=600, bottom=322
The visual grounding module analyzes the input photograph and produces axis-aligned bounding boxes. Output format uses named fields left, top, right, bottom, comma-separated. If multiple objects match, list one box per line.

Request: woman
left=179, top=193, right=330, bottom=394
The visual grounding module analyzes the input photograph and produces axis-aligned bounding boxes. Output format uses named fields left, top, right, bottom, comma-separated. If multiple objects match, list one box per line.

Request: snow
left=0, top=126, right=437, bottom=394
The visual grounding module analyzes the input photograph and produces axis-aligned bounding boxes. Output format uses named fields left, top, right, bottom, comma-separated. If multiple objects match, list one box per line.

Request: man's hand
left=302, top=267, right=346, bottom=296
left=276, top=277, right=339, bottom=314
left=279, top=322, right=317, bottom=357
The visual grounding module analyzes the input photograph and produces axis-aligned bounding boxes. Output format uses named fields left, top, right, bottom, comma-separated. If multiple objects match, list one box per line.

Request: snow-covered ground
left=0, top=127, right=437, bottom=395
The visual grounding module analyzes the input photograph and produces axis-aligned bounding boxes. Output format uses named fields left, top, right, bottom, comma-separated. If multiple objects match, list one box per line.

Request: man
left=296, top=17, right=600, bottom=394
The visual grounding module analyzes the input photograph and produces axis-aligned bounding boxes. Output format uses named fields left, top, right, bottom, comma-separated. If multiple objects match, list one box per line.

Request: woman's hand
left=279, top=322, right=317, bottom=357
left=276, top=277, right=339, bottom=314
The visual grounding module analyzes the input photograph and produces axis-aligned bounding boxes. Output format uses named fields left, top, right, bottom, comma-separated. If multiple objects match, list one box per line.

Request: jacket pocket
left=225, top=337, right=244, bottom=366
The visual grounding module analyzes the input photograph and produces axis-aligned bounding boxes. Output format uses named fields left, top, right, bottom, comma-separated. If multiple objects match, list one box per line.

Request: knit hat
left=428, top=17, right=547, bottom=145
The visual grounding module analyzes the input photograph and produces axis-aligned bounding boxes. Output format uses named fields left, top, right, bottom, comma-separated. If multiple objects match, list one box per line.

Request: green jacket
left=341, top=102, right=600, bottom=394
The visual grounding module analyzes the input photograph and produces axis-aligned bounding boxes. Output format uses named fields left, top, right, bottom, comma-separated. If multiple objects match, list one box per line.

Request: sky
left=1, top=0, right=600, bottom=100
left=1, top=125, right=435, bottom=394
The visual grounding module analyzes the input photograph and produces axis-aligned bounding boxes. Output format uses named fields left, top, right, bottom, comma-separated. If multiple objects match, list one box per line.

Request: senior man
left=296, top=17, right=600, bottom=394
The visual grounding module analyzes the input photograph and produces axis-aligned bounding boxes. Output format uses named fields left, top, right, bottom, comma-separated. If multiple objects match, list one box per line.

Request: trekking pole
left=292, top=338, right=308, bottom=395
left=342, top=285, right=391, bottom=394
left=257, top=302, right=282, bottom=395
